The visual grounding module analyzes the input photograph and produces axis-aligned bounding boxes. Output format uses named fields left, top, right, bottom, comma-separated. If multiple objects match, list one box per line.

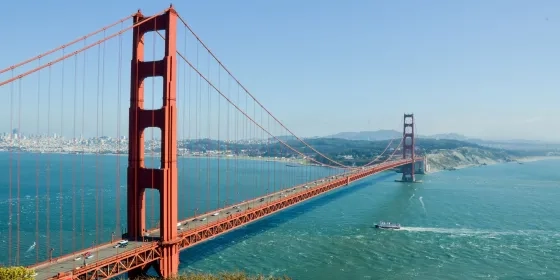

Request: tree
left=0, top=266, right=36, bottom=280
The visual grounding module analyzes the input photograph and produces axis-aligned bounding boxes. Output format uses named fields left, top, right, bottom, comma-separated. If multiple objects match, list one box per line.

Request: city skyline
left=1, top=1, right=559, bottom=141
left=4, top=128, right=559, bottom=144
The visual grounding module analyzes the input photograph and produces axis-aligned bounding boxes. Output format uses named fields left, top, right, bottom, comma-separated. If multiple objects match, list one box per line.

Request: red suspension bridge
left=0, top=6, right=424, bottom=279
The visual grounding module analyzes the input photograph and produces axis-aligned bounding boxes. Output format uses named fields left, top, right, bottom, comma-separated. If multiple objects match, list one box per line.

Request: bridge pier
left=128, top=6, right=180, bottom=277
left=158, top=240, right=181, bottom=278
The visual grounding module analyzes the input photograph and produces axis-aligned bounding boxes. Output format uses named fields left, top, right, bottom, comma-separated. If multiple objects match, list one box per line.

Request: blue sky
left=1, top=0, right=559, bottom=141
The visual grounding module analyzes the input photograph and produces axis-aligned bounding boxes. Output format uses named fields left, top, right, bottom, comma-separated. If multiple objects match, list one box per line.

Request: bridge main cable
left=173, top=35, right=403, bottom=171
left=160, top=24, right=399, bottom=170
left=175, top=14, right=352, bottom=169
left=358, top=138, right=397, bottom=168
left=0, top=14, right=133, bottom=75
left=0, top=9, right=168, bottom=87
left=174, top=49, right=350, bottom=169
left=176, top=45, right=404, bottom=172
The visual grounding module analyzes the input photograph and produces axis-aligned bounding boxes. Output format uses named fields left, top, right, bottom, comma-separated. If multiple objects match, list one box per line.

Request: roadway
left=33, top=241, right=146, bottom=280
left=150, top=172, right=352, bottom=237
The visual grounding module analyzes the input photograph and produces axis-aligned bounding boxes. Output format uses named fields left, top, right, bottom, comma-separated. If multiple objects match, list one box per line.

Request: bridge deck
left=33, top=242, right=146, bottom=280
left=32, top=173, right=348, bottom=279
left=30, top=159, right=420, bottom=279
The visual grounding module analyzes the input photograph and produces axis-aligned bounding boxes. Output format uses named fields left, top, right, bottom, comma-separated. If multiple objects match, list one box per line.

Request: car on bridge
left=113, top=240, right=129, bottom=248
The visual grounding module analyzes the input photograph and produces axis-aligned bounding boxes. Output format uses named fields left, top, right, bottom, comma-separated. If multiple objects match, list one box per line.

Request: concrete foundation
left=394, top=157, right=429, bottom=174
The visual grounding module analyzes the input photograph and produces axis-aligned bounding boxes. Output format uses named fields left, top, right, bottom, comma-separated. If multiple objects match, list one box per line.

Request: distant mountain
left=327, top=130, right=402, bottom=141
left=326, top=129, right=454, bottom=141
left=269, top=135, right=298, bottom=141
left=428, top=133, right=471, bottom=141
left=324, top=130, right=560, bottom=151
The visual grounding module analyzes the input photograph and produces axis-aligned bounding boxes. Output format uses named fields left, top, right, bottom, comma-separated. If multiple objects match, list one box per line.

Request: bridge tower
left=127, top=6, right=180, bottom=278
left=401, top=114, right=416, bottom=182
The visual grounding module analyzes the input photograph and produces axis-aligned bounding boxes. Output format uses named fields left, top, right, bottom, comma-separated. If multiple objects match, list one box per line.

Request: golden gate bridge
left=0, top=6, right=423, bottom=279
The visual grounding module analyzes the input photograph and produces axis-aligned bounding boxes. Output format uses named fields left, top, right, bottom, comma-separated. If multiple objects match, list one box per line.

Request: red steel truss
left=70, top=244, right=161, bottom=280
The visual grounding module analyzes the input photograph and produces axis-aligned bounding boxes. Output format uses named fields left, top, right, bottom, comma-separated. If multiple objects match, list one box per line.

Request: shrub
left=0, top=266, right=36, bottom=280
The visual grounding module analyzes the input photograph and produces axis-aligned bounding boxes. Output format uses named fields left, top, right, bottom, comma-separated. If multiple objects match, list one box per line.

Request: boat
left=374, top=221, right=401, bottom=229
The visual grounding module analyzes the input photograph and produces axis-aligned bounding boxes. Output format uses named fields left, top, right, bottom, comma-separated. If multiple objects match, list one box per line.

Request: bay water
left=0, top=153, right=559, bottom=279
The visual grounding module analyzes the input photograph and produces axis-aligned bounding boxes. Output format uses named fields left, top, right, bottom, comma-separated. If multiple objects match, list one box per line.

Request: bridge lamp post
left=111, top=231, right=115, bottom=243
left=92, top=241, right=97, bottom=259
left=94, top=240, right=99, bottom=262
left=49, top=248, right=54, bottom=263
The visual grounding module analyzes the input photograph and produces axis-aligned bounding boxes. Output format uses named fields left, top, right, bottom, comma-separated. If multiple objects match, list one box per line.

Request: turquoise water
left=178, top=160, right=560, bottom=279
left=1, top=153, right=560, bottom=279
left=0, top=152, right=343, bottom=265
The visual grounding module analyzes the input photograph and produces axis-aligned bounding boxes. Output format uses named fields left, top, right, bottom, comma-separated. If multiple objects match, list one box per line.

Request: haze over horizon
left=1, top=0, right=559, bottom=141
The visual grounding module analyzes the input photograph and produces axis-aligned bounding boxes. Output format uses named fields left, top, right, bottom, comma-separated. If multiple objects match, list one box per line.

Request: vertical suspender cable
left=235, top=83, right=240, bottom=205
left=272, top=117, right=276, bottom=194
left=206, top=50, right=211, bottom=220
left=253, top=99, right=257, bottom=199
left=95, top=40, right=101, bottom=250
left=72, top=54, right=78, bottom=253
left=80, top=39, right=87, bottom=251
left=217, top=64, right=221, bottom=210
left=266, top=115, right=276, bottom=201
left=16, top=79, right=22, bottom=264
left=260, top=107, right=264, bottom=198
left=182, top=24, right=188, bottom=220
left=8, top=69, right=13, bottom=265
left=46, top=65, right=52, bottom=261
left=195, top=42, right=201, bottom=219
left=35, top=59, right=41, bottom=262
left=59, top=47, right=66, bottom=257
left=244, top=92, right=248, bottom=200
left=226, top=75, right=230, bottom=207
left=100, top=30, right=107, bottom=245
left=116, top=21, right=123, bottom=237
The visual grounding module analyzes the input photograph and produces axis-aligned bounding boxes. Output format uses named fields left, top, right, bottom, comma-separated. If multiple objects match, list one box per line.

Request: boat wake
left=418, top=196, right=427, bottom=214
left=25, top=242, right=36, bottom=254
left=397, top=227, right=554, bottom=237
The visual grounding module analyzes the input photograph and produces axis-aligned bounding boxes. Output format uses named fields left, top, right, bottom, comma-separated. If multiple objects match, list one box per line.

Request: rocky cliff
left=426, top=147, right=515, bottom=173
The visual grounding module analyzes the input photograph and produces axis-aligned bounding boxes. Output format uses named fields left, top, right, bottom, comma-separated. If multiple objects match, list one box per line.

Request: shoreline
left=425, top=155, right=560, bottom=174
left=516, top=155, right=560, bottom=163
left=0, top=150, right=318, bottom=167
left=3, top=150, right=560, bottom=173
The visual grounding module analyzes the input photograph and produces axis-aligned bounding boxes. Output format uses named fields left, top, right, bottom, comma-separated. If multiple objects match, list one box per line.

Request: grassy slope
left=182, top=137, right=521, bottom=167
